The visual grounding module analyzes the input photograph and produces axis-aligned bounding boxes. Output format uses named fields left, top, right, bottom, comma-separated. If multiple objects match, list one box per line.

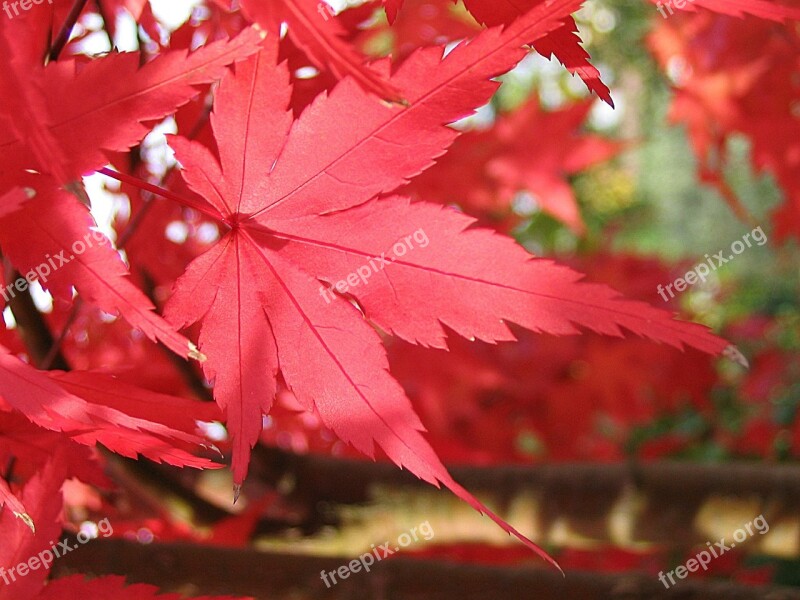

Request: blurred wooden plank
left=53, top=538, right=800, bottom=600
left=247, top=448, right=800, bottom=557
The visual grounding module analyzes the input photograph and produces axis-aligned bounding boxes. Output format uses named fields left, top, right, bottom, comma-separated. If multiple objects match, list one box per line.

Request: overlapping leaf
left=0, top=454, right=242, bottom=600
left=649, top=11, right=800, bottom=238
left=0, top=453, right=66, bottom=600
left=0, top=22, right=261, bottom=191
left=0, top=182, right=198, bottom=359
left=0, top=345, right=219, bottom=468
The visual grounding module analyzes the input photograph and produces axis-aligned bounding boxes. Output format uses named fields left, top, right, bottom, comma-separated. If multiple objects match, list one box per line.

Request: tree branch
left=53, top=538, right=800, bottom=600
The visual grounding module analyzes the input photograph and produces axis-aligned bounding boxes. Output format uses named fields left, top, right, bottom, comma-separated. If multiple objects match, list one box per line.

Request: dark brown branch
left=52, top=538, right=800, bottom=600
left=48, top=0, right=90, bottom=62
left=249, top=447, right=800, bottom=555
left=5, top=269, right=69, bottom=370
left=40, top=299, right=81, bottom=370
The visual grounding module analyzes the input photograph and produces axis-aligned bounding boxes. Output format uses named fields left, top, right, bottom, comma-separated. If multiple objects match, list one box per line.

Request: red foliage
left=649, top=9, right=800, bottom=238
left=0, top=0, right=793, bottom=595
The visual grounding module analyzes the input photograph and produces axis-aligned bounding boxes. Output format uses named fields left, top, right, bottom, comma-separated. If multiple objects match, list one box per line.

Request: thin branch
left=47, top=0, right=90, bottom=62
left=40, top=299, right=82, bottom=370
left=2, top=255, right=70, bottom=370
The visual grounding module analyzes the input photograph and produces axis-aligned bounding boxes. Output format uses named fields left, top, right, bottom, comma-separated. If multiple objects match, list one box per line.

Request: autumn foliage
left=0, top=0, right=798, bottom=598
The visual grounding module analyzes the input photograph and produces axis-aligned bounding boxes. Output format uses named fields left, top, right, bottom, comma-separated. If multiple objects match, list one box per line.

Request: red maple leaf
left=0, top=181, right=202, bottom=359
left=97, top=5, right=736, bottom=563
left=0, top=344, right=221, bottom=469
left=650, top=10, right=800, bottom=239
left=0, top=453, right=67, bottom=600
left=678, top=0, right=800, bottom=21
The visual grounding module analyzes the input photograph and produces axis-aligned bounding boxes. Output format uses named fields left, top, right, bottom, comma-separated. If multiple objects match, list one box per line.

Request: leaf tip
left=14, top=511, right=35, bottom=533
left=204, top=443, right=223, bottom=457
left=189, top=343, right=207, bottom=362
left=233, top=483, right=242, bottom=504
left=723, top=344, right=749, bottom=369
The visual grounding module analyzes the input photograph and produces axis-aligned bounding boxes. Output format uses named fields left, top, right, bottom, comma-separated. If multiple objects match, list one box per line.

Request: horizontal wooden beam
left=53, top=538, right=800, bottom=600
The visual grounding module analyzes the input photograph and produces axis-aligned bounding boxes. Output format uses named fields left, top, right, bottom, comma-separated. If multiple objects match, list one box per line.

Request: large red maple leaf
left=98, top=2, right=740, bottom=563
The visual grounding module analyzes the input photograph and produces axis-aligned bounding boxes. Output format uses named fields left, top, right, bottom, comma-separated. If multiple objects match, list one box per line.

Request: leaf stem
left=98, top=167, right=224, bottom=223
left=48, top=0, right=90, bottom=62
